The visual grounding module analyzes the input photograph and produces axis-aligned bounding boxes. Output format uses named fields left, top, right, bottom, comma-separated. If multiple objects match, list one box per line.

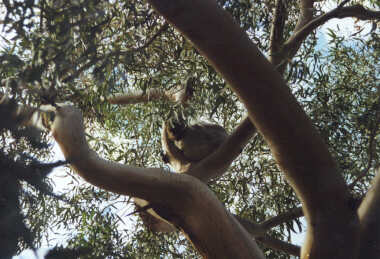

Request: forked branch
left=50, top=105, right=265, bottom=259
left=146, top=0, right=359, bottom=258
left=235, top=215, right=301, bottom=256
left=282, top=3, right=380, bottom=68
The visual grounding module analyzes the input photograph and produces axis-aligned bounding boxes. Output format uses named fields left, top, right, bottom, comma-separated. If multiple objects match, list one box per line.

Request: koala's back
left=179, top=123, right=228, bottom=162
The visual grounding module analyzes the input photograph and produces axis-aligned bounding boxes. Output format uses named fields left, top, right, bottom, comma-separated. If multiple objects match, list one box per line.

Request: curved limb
left=146, top=1, right=359, bottom=258
left=187, top=116, right=257, bottom=182
left=50, top=105, right=265, bottom=259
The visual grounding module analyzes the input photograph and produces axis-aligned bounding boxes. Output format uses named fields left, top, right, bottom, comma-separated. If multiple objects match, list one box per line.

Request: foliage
left=0, top=95, right=66, bottom=257
left=0, top=0, right=378, bottom=258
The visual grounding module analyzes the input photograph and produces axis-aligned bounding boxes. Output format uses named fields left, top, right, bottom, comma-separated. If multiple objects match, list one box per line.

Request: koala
left=134, top=118, right=228, bottom=232
left=161, top=119, right=228, bottom=173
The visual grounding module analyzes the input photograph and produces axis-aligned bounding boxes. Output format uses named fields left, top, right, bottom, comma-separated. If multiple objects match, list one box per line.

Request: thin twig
left=338, top=0, right=351, bottom=9
left=349, top=106, right=380, bottom=189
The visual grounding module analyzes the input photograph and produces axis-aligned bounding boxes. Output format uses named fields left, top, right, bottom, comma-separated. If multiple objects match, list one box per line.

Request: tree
left=0, top=0, right=379, bottom=258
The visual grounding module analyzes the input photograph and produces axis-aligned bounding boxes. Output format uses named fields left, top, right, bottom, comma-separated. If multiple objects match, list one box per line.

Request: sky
left=3, top=2, right=375, bottom=258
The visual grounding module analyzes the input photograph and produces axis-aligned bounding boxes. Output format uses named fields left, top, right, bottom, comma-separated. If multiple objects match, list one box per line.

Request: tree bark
left=187, top=117, right=256, bottom=181
left=146, top=0, right=359, bottom=258
left=51, top=105, right=265, bottom=259
left=358, top=169, right=380, bottom=259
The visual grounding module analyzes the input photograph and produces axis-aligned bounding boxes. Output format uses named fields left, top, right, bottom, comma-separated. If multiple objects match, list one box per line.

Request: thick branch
left=235, top=215, right=301, bottom=256
left=295, top=0, right=315, bottom=33
left=276, top=0, right=315, bottom=73
left=51, top=105, right=265, bottom=259
left=357, top=169, right=380, bottom=259
left=256, top=235, right=301, bottom=257
left=235, top=215, right=267, bottom=237
left=51, top=106, right=173, bottom=198
left=235, top=208, right=304, bottom=240
left=261, top=207, right=303, bottom=231
left=281, top=4, right=380, bottom=73
left=269, top=0, right=287, bottom=67
left=286, top=4, right=380, bottom=50
left=187, top=117, right=256, bottom=182
left=108, top=82, right=192, bottom=105
left=146, top=1, right=359, bottom=258
left=335, top=4, right=380, bottom=20
left=234, top=207, right=304, bottom=236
